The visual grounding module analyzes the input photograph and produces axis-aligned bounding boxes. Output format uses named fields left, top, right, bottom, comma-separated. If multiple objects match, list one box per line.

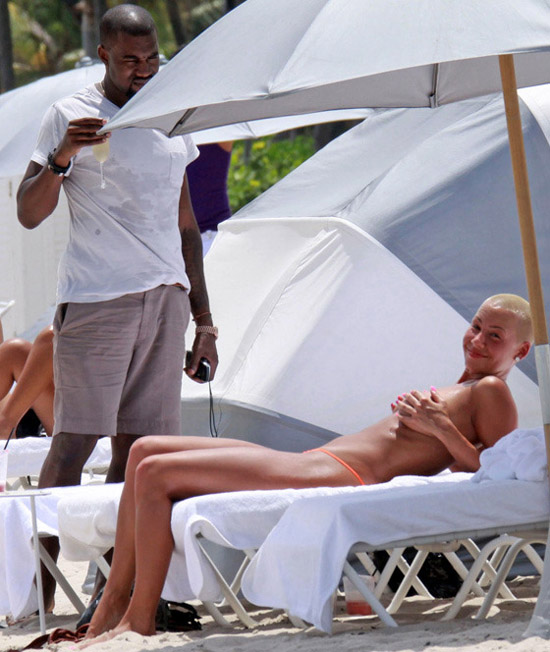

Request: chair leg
left=38, top=541, right=86, bottom=614
left=196, top=539, right=257, bottom=628
left=443, top=549, right=485, bottom=598
left=461, top=538, right=515, bottom=599
left=474, top=533, right=548, bottom=620
left=202, top=599, right=234, bottom=627
left=95, top=555, right=111, bottom=580
left=373, top=548, right=404, bottom=599
left=387, top=549, right=429, bottom=614
left=443, top=535, right=522, bottom=621
left=395, top=552, right=432, bottom=598
left=214, top=553, right=252, bottom=608
left=474, top=539, right=525, bottom=620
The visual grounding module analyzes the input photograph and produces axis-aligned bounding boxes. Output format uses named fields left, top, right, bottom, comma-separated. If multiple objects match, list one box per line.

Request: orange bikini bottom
left=304, top=447, right=365, bottom=486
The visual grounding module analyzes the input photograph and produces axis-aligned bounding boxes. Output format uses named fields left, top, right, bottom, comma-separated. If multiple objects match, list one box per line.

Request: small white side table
left=0, top=489, right=51, bottom=634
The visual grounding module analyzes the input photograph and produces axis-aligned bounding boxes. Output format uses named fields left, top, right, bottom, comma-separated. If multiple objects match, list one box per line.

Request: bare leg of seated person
left=0, top=326, right=54, bottom=438
left=84, top=436, right=357, bottom=641
left=0, top=337, right=32, bottom=437
left=87, top=432, right=145, bottom=602
left=86, top=435, right=261, bottom=633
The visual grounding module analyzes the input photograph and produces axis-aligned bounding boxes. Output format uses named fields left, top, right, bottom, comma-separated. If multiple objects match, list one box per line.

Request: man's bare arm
left=178, top=174, right=218, bottom=381
left=17, top=117, right=108, bottom=229
left=18, top=160, right=65, bottom=229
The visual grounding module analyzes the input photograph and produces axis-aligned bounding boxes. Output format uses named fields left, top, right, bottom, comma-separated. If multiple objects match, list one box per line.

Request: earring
left=515, top=356, right=521, bottom=362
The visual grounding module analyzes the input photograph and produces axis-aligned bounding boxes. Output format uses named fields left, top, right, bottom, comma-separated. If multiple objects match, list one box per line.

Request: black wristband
left=47, top=150, right=71, bottom=176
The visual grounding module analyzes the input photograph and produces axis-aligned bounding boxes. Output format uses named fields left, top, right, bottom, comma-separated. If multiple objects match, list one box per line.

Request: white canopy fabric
left=180, top=89, right=550, bottom=445
left=102, top=0, right=550, bottom=135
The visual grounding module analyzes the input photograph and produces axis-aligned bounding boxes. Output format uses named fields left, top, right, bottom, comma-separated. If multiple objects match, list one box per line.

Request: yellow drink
left=92, top=140, right=110, bottom=188
left=92, top=140, right=110, bottom=163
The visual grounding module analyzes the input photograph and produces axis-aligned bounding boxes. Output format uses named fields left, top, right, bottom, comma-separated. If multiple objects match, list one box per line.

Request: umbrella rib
left=430, top=63, right=440, bottom=108
left=171, top=108, right=197, bottom=137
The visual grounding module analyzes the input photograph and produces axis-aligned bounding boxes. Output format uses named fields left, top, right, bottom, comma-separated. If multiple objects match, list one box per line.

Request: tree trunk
left=225, top=0, right=243, bottom=12
left=80, top=0, right=96, bottom=58
left=93, top=0, right=108, bottom=45
left=0, top=0, right=15, bottom=92
left=166, top=0, right=187, bottom=47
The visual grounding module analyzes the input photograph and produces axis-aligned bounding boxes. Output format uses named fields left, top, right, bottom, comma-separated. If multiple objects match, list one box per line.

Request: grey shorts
left=52, top=285, right=190, bottom=437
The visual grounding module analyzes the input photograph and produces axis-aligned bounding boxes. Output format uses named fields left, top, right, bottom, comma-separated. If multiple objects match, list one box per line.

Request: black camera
left=186, top=350, right=211, bottom=382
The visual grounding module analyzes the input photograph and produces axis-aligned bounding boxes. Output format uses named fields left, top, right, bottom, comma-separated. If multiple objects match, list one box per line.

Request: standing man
left=17, top=4, right=217, bottom=489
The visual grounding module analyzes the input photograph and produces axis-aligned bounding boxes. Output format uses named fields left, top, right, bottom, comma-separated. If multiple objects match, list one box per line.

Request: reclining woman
left=84, top=294, right=533, bottom=643
left=0, top=324, right=54, bottom=438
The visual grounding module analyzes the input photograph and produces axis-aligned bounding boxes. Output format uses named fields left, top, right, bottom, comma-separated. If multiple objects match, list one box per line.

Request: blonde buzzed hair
left=482, top=294, right=533, bottom=344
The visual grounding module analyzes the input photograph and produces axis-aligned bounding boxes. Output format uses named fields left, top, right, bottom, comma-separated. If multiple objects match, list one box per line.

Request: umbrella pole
left=503, top=60, right=550, bottom=642
left=498, top=54, right=550, bottom=477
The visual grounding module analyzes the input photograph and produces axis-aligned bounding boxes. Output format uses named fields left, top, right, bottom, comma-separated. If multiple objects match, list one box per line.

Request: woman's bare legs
left=85, top=435, right=263, bottom=639
left=83, top=440, right=352, bottom=644
left=0, top=325, right=54, bottom=437
left=0, top=337, right=32, bottom=437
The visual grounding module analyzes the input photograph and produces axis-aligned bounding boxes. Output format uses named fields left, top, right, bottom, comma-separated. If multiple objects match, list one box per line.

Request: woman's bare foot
left=84, top=592, right=131, bottom=640
left=79, top=616, right=155, bottom=649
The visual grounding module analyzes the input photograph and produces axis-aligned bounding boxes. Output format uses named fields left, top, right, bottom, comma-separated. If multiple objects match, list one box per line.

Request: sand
left=1, top=558, right=548, bottom=652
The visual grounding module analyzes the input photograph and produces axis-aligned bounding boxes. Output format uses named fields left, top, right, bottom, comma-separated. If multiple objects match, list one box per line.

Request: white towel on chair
left=7, top=437, right=112, bottom=479
left=473, top=428, right=547, bottom=483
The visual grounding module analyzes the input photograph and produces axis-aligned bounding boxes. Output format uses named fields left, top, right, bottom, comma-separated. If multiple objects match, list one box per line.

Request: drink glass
left=343, top=574, right=375, bottom=615
left=92, top=140, right=110, bottom=189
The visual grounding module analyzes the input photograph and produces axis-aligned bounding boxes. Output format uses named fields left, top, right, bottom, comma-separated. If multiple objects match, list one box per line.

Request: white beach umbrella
left=102, top=0, right=550, bottom=135
left=0, top=62, right=368, bottom=179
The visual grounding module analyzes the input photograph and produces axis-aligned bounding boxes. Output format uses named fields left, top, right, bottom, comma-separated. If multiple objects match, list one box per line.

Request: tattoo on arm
left=181, top=226, right=210, bottom=319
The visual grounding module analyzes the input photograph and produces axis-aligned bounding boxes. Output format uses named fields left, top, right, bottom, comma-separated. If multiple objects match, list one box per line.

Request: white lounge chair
left=6, top=429, right=545, bottom=630
left=56, top=471, right=548, bottom=630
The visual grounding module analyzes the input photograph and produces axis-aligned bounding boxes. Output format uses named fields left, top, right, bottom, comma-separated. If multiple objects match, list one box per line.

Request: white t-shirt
left=32, top=83, right=199, bottom=304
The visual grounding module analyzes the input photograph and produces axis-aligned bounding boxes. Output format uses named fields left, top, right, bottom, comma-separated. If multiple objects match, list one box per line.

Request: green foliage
left=186, top=0, right=225, bottom=42
left=7, top=0, right=227, bottom=87
left=228, top=135, right=315, bottom=213
left=10, top=0, right=80, bottom=83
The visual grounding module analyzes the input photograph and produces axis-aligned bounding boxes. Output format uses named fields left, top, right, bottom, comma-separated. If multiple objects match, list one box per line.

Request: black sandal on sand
left=155, top=599, right=202, bottom=632
left=76, top=589, right=201, bottom=633
left=75, top=587, right=103, bottom=628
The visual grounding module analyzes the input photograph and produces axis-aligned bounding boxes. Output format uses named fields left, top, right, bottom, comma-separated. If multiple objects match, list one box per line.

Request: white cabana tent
left=0, top=64, right=368, bottom=338
left=0, top=63, right=104, bottom=337
left=180, top=88, right=550, bottom=449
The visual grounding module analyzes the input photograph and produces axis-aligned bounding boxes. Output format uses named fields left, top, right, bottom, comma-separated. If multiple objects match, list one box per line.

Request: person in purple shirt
left=186, top=141, right=233, bottom=255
